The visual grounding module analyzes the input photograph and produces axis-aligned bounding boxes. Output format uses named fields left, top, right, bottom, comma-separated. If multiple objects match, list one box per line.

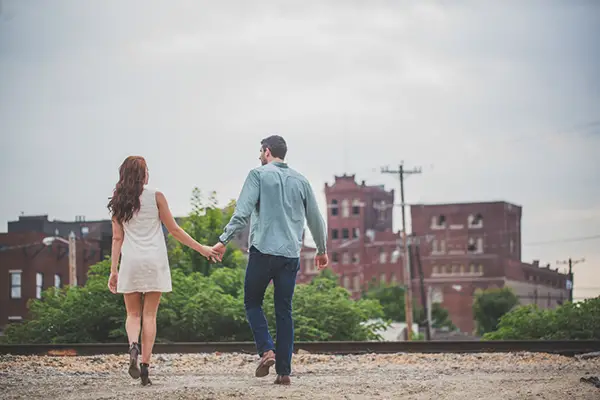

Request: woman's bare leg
left=141, top=292, right=162, bottom=364
left=124, top=293, right=143, bottom=344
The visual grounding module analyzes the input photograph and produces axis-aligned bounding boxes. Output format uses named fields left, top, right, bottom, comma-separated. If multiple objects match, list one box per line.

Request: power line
left=525, top=235, right=600, bottom=246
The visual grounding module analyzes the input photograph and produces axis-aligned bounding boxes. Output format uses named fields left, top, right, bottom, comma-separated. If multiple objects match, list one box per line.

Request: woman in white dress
left=107, top=156, right=220, bottom=385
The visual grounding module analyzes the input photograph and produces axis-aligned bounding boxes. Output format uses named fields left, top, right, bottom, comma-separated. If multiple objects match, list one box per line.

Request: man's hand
left=315, top=254, right=329, bottom=270
left=212, top=242, right=227, bottom=258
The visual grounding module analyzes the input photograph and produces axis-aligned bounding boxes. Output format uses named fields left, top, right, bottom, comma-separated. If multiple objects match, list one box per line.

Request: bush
left=473, top=287, right=520, bottom=336
left=484, top=297, right=600, bottom=340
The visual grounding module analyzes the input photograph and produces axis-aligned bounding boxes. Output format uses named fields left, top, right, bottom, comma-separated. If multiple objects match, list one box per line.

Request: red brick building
left=297, top=174, right=405, bottom=297
left=296, top=176, right=569, bottom=335
left=1, top=213, right=249, bottom=332
left=0, top=231, right=101, bottom=331
left=411, top=202, right=569, bottom=333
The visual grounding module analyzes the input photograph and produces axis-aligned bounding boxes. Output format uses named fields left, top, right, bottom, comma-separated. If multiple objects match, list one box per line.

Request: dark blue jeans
left=244, top=246, right=299, bottom=376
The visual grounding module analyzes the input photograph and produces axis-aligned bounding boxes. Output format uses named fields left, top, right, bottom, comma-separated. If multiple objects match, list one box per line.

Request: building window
left=332, top=229, right=339, bottom=240
left=331, top=199, right=339, bottom=216
left=390, top=273, right=397, bottom=284
left=36, top=272, right=44, bottom=299
left=391, top=249, right=400, bottom=263
left=468, top=213, right=483, bottom=228
left=468, top=237, right=483, bottom=254
left=380, top=273, right=387, bottom=285
left=510, top=239, right=515, bottom=254
left=342, top=252, right=350, bottom=265
left=352, top=228, right=359, bottom=239
left=432, top=266, right=439, bottom=275
left=352, top=199, right=361, bottom=215
left=431, top=215, right=446, bottom=229
left=478, top=264, right=484, bottom=274
left=353, top=276, right=361, bottom=291
left=332, top=252, right=339, bottom=263
left=10, top=271, right=22, bottom=299
left=304, top=255, right=315, bottom=274
left=451, top=265, right=459, bottom=275
left=341, top=199, right=350, bottom=218
left=441, top=265, right=448, bottom=274
left=470, top=264, right=476, bottom=274
left=432, top=239, right=446, bottom=255
left=459, top=265, right=465, bottom=275
left=54, top=274, right=61, bottom=288
left=379, top=247, right=387, bottom=263
left=352, top=253, right=360, bottom=264
left=342, top=228, right=349, bottom=239
left=343, top=276, right=350, bottom=289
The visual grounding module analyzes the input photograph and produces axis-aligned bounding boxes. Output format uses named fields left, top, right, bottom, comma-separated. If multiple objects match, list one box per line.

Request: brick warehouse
left=0, top=231, right=102, bottom=330
left=297, top=175, right=569, bottom=334
left=297, top=174, right=405, bottom=295
left=1, top=214, right=250, bottom=332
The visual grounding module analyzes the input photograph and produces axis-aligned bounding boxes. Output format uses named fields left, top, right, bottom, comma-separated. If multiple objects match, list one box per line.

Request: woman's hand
left=199, top=245, right=222, bottom=263
left=108, top=272, right=118, bottom=294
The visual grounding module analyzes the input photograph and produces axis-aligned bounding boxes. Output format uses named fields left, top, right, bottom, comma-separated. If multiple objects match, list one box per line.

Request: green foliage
left=473, top=287, right=520, bottom=336
left=2, top=191, right=386, bottom=344
left=2, top=260, right=126, bottom=343
left=168, top=188, right=246, bottom=275
left=484, top=297, right=600, bottom=340
left=363, top=284, right=456, bottom=330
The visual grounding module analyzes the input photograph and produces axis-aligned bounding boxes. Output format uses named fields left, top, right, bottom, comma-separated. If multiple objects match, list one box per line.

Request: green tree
left=473, top=287, right=520, bottom=336
left=484, top=297, right=600, bottom=340
left=363, top=284, right=456, bottom=330
left=167, top=188, right=246, bottom=275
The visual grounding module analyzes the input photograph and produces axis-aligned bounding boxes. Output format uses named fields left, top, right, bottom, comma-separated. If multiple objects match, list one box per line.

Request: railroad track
left=1, top=340, right=599, bottom=357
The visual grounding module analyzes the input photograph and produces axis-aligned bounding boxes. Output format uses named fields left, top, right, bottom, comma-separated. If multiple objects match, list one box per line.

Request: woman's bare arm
left=156, top=191, right=221, bottom=261
left=110, top=218, right=124, bottom=274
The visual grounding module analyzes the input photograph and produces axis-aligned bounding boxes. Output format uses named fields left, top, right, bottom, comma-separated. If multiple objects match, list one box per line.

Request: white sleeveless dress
left=117, top=186, right=172, bottom=293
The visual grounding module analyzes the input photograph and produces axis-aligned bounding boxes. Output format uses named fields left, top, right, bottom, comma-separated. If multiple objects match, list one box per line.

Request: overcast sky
left=1, top=1, right=599, bottom=300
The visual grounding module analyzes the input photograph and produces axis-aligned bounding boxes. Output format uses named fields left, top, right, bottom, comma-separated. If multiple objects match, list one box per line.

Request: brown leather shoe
left=274, top=375, right=291, bottom=385
left=255, top=351, right=275, bottom=377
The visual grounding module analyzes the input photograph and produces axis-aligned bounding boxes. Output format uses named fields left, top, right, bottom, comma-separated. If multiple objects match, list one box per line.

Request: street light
left=43, top=231, right=77, bottom=287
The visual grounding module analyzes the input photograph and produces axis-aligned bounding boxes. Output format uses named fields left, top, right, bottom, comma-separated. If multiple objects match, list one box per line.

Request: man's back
left=219, top=161, right=327, bottom=258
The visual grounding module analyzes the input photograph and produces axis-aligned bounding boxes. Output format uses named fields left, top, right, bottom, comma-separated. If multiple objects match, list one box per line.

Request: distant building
left=411, top=201, right=569, bottom=333
left=297, top=174, right=404, bottom=297
left=0, top=232, right=101, bottom=331
left=1, top=213, right=249, bottom=332
left=297, top=176, right=570, bottom=335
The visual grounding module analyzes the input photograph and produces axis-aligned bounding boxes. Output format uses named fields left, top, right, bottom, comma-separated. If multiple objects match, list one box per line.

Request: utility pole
left=382, top=163, right=422, bottom=340
left=556, top=258, right=585, bottom=303
left=412, top=236, right=431, bottom=340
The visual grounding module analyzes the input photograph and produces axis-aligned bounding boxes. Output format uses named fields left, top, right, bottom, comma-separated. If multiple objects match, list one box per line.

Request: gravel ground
left=1, top=352, right=599, bottom=399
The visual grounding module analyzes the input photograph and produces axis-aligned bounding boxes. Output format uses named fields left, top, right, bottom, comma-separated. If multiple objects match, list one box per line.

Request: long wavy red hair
left=107, top=156, right=148, bottom=224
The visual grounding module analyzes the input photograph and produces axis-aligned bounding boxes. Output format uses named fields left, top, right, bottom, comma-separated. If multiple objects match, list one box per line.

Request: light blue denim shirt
left=219, top=162, right=327, bottom=258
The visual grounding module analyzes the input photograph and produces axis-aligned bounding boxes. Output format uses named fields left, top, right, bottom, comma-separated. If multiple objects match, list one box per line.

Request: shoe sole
left=128, top=353, right=141, bottom=379
left=255, top=358, right=275, bottom=377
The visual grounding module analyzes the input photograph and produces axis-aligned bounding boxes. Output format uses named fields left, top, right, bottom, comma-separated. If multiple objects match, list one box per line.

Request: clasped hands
left=201, top=242, right=329, bottom=271
left=199, top=242, right=227, bottom=263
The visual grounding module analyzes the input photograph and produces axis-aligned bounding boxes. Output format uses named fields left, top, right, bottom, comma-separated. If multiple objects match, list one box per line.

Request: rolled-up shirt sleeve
left=219, top=169, right=260, bottom=245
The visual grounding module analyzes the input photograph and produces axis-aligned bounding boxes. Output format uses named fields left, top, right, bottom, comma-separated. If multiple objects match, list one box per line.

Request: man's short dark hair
left=261, top=135, right=287, bottom=160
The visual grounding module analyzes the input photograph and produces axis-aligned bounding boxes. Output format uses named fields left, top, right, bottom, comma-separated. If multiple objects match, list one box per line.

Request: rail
left=1, top=340, right=599, bottom=357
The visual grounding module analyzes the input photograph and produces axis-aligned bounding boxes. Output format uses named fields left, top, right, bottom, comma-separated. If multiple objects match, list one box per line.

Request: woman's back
left=117, top=186, right=171, bottom=293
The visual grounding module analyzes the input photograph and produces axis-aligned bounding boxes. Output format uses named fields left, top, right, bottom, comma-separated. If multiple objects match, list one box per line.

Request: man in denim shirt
left=213, top=135, right=328, bottom=385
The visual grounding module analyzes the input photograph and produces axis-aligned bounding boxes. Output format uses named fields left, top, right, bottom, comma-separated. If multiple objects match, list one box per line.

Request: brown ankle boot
left=274, top=375, right=291, bottom=385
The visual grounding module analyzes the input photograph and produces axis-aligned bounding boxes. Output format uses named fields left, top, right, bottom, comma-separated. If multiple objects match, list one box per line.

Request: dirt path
left=1, top=352, right=599, bottom=399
